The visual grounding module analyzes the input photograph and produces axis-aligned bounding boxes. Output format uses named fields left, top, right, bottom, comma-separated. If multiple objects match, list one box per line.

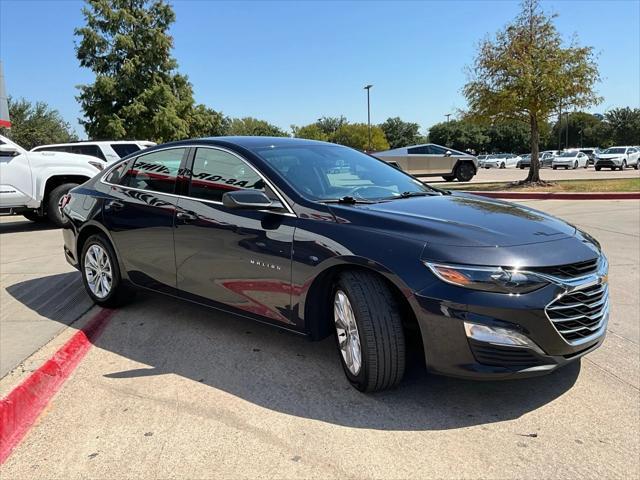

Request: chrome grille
left=529, top=258, right=599, bottom=279
left=546, top=282, right=609, bottom=343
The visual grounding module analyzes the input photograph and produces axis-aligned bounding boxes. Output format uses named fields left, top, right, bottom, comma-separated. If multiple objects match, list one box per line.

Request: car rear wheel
left=595, top=166, right=601, bottom=171
left=634, top=162, right=639, bottom=170
left=499, top=162, right=506, bottom=169
left=333, top=271, right=406, bottom=392
left=47, top=183, right=79, bottom=227
left=553, top=166, right=557, bottom=170
left=441, top=175, right=455, bottom=181
left=454, top=162, right=475, bottom=182
left=81, top=234, right=132, bottom=308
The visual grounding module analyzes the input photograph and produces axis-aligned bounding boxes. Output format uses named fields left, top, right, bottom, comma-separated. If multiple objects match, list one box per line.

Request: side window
left=72, top=145, right=106, bottom=160
left=121, top=148, right=185, bottom=194
left=104, top=161, right=130, bottom=184
left=188, top=148, right=264, bottom=202
left=111, top=143, right=141, bottom=158
left=427, top=145, right=448, bottom=155
left=407, top=146, right=429, bottom=155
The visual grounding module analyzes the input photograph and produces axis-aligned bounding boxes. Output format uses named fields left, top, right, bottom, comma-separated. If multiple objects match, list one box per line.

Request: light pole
left=364, top=84, right=373, bottom=151
left=445, top=113, right=451, bottom=122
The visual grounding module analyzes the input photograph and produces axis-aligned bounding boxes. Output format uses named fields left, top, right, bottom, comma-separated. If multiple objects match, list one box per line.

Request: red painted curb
left=470, top=191, right=640, bottom=200
left=0, top=308, right=114, bottom=464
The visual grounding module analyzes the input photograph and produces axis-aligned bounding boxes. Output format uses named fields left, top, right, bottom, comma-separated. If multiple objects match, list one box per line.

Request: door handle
left=176, top=211, right=198, bottom=222
left=110, top=201, right=124, bottom=211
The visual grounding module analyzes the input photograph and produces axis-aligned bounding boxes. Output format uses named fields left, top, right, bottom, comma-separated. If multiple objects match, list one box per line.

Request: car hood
left=598, top=154, right=623, bottom=159
left=328, top=192, right=576, bottom=248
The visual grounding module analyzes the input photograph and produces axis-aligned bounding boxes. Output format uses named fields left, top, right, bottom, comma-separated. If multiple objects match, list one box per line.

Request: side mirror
left=444, top=150, right=452, bottom=157
left=0, top=144, right=19, bottom=157
left=222, top=189, right=283, bottom=210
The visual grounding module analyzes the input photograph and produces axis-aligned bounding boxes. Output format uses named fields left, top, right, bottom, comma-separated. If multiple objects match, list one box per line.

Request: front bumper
left=595, top=158, right=622, bottom=167
left=412, top=259, right=609, bottom=380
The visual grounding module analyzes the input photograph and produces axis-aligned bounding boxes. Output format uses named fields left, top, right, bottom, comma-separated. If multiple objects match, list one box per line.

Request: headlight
left=425, top=262, right=549, bottom=294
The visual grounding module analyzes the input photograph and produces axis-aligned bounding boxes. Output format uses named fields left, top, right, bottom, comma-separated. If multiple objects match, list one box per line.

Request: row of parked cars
left=478, top=146, right=640, bottom=171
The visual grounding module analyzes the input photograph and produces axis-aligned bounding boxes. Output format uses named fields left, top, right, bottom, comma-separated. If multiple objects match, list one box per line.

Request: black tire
left=22, top=211, right=47, bottom=223
left=499, top=162, right=506, bottom=169
left=621, top=160, right=627, bottom=170
left=442, top=175, right=455, bottom=182
left=595, top=166, right=601, bottom=171
left=80, top=234, right=133, bottom=308
left=573, top=161, right=578, bottom=169
left=519, top=165, right=525, bottom=169
left=454, top=162, right=476, bottom=182
left=634, top=163, right=639, bottom=170
left=553, top=166, right=557, bottom=170
left=46, top=183, right=78, bottom=227
left=333, top=271, right=406, bottom=392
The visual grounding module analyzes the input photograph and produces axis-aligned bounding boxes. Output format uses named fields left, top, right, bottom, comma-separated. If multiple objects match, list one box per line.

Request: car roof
left=202, top=136, right=330, bottom=149
left=32, top=140, right=155, bottom=149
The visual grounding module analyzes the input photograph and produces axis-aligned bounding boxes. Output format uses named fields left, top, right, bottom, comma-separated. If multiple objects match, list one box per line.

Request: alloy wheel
left=334, top=290, right=362, bottom=376
left=84, top=244, right=112, bottom=299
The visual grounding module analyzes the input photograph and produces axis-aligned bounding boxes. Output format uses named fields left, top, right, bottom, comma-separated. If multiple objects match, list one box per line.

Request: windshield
left=559, top=151, right=579, bottom=158
left=603, top=148, right=626, bottom=154
left=254, top=144, right=431, bottom=201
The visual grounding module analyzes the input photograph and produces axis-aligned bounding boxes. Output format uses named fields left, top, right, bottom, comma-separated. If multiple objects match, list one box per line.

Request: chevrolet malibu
left=61, top=137, right=609, bottom=392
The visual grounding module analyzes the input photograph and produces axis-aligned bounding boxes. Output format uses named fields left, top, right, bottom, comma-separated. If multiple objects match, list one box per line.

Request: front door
left=174, top=147, right=296, bottom=326
left=102, top=147, right=188, bottom=293
left=0, top=139, right=32, bottom=208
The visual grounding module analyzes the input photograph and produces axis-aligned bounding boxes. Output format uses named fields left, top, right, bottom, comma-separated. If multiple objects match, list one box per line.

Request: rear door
left=101, top=147, right=188, bottom=293
left=173, top=146, right=296, bottom=326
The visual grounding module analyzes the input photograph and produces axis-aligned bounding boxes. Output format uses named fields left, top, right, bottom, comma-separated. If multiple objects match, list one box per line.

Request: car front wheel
left=333, top=271, right=406, bottom=392
left=81, top=234, right=132, bottom=308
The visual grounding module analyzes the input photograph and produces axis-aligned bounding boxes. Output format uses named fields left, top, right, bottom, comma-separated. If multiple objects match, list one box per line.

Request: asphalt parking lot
left=1, top=199, right=639, bottom=479
left=434, top=164, right=640, bottom=184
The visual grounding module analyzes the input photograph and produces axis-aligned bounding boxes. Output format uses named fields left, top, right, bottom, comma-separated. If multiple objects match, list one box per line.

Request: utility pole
left=557, top=102, right=562, bottom=150
left=364, top=85, right=373, bottom=151
left=565, top=112, right=569, bottom=149
left=445, top=113, right=451, bottom=122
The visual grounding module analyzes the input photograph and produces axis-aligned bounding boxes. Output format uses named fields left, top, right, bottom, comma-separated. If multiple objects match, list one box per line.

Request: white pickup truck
left=0, top=134, right=102, bottom=226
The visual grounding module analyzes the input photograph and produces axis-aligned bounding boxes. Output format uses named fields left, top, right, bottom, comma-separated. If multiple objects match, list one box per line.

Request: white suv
left=0, top=135, right=102, bottom=226
left=595, top=146, right=640, bottom=170
left=31, top=140, right=155, bottom=163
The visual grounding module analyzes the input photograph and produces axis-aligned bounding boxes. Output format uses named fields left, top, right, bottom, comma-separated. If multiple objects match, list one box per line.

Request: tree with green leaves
left=291, top=123, right=329, bottom=141
left=332, top=123, right=389, bottom=151
left=464, top=0, right=601, bottom=183
left=379, top=117, right=422, bottom=149
left=428, top=119, right=489, bottom=153
left=0, top=97, right=78, bottom=150
left=227, top=117, right=288, bottom=137
left=75, top=0, right=224, bottom=142
left=604, top=107, right=640, bottom=146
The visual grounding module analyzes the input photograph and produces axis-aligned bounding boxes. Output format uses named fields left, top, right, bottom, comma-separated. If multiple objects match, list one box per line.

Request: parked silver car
left=552, top=150, right=589, bottom=169
left=373, top=143, right=478, bottom=182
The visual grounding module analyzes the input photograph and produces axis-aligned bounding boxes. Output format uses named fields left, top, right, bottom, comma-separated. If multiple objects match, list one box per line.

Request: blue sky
left=1, top=0, right=639, bottom=138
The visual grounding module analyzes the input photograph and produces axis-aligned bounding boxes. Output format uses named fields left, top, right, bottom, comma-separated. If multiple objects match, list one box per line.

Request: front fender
left=290, top=221, right=430, bottom=333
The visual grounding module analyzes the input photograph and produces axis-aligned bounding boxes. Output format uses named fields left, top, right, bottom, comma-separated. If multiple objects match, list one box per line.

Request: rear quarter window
left=111, top=143, right=141, bottom=158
